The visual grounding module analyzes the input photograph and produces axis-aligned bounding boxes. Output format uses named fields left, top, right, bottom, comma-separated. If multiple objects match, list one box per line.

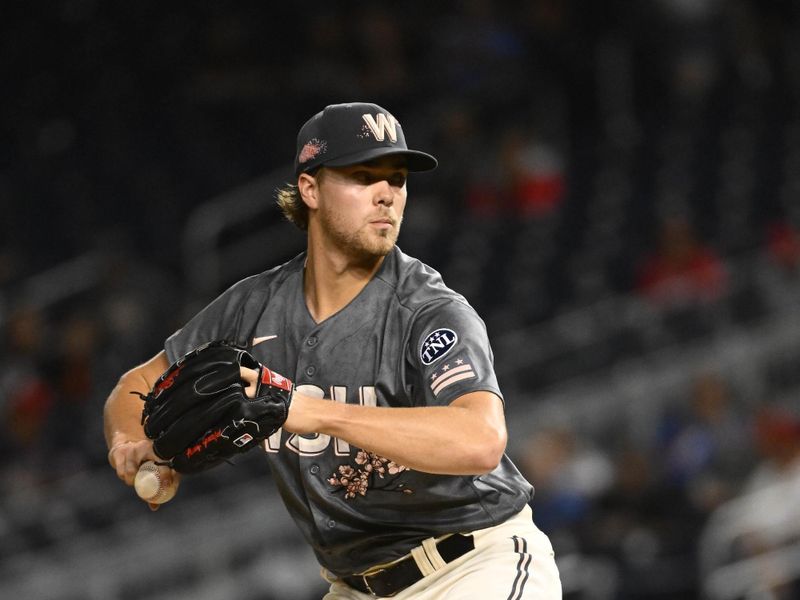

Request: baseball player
left=104, top=102, right=561, bottom=598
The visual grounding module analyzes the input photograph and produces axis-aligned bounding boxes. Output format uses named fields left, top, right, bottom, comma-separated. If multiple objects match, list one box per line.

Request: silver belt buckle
left=362, top=568, right=385, bottom=597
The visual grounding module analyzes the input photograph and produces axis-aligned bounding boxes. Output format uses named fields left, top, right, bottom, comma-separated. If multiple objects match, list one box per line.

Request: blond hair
left=275, top=183, right=309, bottom=231
left=277, top=168, right=332, bottom=231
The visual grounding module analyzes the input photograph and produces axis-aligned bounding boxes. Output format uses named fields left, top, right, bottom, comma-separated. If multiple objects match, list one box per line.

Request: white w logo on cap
left=362, top=113, right=398, bottom=143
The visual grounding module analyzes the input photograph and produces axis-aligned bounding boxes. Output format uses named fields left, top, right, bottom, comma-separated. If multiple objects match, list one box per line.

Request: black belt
left=342, top=533, right=475, bottom=597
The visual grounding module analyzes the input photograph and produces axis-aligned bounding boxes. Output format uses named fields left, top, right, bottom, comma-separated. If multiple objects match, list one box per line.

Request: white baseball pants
left=322, top=505, right=562, bottom=599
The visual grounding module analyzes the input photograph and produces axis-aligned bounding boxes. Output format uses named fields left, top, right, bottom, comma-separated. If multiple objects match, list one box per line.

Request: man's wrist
left=284, top=392, right=328, bottom=435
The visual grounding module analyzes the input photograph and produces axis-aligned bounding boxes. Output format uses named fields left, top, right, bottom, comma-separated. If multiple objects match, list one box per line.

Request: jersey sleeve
left=404, top=299, right=503, bottom=407
left=164, top=275, right=260, bottom=363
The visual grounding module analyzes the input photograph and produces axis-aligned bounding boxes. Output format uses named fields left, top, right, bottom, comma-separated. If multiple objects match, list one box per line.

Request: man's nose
left=374, top=179, right=394, bottom=206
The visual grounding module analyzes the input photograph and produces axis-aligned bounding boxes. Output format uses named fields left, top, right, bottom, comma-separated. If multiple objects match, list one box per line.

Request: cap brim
left=320, top=147, right=438, bottom=172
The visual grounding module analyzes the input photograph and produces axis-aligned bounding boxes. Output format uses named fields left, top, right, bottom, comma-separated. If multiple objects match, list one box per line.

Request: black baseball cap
left=294, top=102, right=438, bottom=177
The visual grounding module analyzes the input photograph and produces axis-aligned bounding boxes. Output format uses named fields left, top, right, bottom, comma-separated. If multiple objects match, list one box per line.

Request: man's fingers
left=109, top=440, right=157, bottom=486
left=240, top=366, right=259, bottom=398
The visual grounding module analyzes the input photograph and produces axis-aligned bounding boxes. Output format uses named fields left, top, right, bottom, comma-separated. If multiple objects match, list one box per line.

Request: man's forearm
left=104, top=373, right=149, bottom=448
left=104, top=351, right=170, bottom=448
left=285, top=391, right=507, bottom=476
left=104, top=351, right=172, bottom=485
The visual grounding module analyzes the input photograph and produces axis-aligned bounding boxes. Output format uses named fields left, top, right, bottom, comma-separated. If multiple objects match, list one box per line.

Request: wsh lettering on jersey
left=420, top=328, right=458, bottom=365
left=262, top=384, right=377, bottom=457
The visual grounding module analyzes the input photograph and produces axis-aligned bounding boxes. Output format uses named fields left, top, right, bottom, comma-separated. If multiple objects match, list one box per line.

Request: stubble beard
left=320, top=209, right=402, bottom=261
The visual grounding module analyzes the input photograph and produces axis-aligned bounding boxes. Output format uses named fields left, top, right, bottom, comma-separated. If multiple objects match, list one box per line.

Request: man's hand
left=107, top=438, right=182, bottom=511
left=239, top=366, right=260, bottom=397
left=108, top=438, right=158, bottom=485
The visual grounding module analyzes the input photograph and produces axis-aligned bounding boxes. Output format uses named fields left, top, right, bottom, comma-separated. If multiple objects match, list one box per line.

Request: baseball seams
left=134, top=461, right=177, bottom=504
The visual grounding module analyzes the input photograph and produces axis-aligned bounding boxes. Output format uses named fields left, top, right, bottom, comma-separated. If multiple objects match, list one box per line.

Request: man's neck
left=303, top=246, right=388, bottom=323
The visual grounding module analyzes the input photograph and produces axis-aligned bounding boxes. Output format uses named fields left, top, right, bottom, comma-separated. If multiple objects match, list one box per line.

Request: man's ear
left=297, top=172, right=320, bottom=210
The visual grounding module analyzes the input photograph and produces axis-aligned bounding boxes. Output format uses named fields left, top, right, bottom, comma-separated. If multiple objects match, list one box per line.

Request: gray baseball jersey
left=164, top=246, right=533, bottom=576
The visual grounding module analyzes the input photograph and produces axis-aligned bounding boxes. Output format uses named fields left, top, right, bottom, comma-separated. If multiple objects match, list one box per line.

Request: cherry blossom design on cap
left=298, top=138, right=327, bottom=164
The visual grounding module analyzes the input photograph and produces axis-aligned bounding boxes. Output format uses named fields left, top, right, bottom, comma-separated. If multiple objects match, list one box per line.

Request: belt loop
left=320, top=567, right=338, bottom=584
left=410, top=543, right=437, bottom=576
left=422, top=537, right=448, bottom=571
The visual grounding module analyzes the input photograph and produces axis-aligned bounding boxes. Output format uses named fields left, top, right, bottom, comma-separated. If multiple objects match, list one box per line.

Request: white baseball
left=134, top=461, right=178, bottom=504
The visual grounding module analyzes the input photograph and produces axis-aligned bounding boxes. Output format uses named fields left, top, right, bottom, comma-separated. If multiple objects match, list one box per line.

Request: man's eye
left=349, top=171, right=406, bottom=186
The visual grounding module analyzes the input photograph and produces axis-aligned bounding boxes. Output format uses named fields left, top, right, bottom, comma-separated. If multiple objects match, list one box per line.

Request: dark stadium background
left=2, top=2, right=800, bottom=599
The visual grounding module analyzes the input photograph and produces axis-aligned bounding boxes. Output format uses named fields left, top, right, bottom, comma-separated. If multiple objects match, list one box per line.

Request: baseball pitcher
left=104, top=102, right=562, bottom=598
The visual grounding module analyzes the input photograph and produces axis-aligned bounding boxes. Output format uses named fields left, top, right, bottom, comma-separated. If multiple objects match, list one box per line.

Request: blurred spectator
left=47, top=312, right=102, bottom=467
left=701, top=407, right=800, bottom=599
left=586, top=436, right=713, bottom=598
left=657, top=372, right=755, bottom=512
left=0, top=306, right=55, bottom=464
left=596, top=445, right=662, bottom=532
left=636, top=215, right=729, bottom=309
left=519, top=426, right=614, bottom=532
left=500, top=127, right=567, bottom=219
left=460, top=125, right=567, bottom=221
left=429, top=101, right=485, bottom=207
left=461, top=158, right=507, bottom=220
left=766, top=219, right=800, bottom=274
left=743, top=406, right=800, bottom=493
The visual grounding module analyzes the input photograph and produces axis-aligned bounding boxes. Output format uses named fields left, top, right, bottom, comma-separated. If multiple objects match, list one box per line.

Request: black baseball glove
left=137, top=340, right=293, bottom=474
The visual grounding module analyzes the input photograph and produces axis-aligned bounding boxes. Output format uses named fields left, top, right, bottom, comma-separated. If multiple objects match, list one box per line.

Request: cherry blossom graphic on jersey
left=328, top=450, right=413, bottom=499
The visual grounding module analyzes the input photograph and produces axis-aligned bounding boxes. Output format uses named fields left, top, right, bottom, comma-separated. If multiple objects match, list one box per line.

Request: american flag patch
left=429, top=359, right=476, bottom=396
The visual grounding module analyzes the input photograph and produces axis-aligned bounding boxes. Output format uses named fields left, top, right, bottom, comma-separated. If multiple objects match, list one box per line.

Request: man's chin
left=367, top=241, right=395, bottom=258
left=367, top=231, right=398, bottom=255
left=350, top=238, right=395, bottom=262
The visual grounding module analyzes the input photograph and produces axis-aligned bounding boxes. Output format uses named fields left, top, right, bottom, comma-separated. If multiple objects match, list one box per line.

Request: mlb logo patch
left=233, top=433, right=254, bottom=448
left=420, top=328, right=458, bottom=365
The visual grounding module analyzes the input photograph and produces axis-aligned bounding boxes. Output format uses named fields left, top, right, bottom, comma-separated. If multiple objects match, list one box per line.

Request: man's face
left=314, top=156, right=409, bottom=259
